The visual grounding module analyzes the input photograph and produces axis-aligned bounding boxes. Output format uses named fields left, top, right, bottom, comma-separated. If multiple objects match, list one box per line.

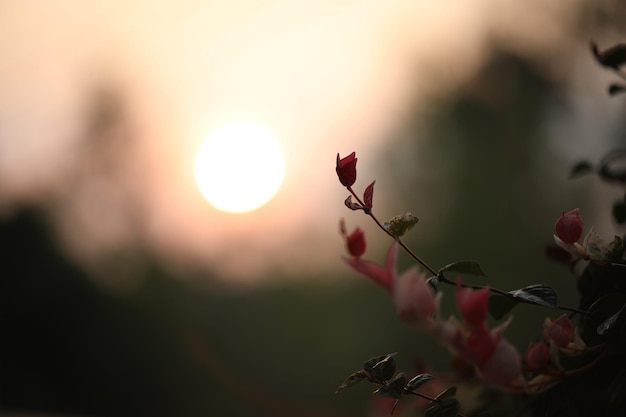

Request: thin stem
left=345, top=186, right=588, bottom=316
left=347, top=186, right=439, bottom=276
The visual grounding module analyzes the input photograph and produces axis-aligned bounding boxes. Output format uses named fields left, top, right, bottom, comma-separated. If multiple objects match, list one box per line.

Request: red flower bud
left=555, top=208, right=583, bottom=244
left=336, top=152, right=357, bottom=187
left=525, top=342, right=550, bottom=370
left=346, top=227, right=366, bottom=258
left=543, top=314, right=574, bottom=348
left=455, top=279, right=490, bottom=327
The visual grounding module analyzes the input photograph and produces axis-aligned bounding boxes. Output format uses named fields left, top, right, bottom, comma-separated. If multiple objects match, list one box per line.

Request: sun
left=194, top=121, right=285, bottom=213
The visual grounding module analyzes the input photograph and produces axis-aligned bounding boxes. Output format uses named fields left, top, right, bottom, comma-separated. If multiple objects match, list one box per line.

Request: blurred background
left=1, top=1, right=626, bottom=416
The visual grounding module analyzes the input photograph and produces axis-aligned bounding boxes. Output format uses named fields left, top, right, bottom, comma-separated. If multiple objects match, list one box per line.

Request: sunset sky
left=0, top=0, right=623, bottom=287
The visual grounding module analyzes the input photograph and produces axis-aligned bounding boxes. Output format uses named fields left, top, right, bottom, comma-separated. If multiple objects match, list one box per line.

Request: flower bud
left=385, top=213, right=419, bottom=237
left=336, top=152, right=357, bottom=187
left=543, top=314, right=574, bottom=348
left=555, top=208, right=583, bottom=244
left=525, top=342, right=550, bottom=370
left=346, top=227, right=366, bottom=258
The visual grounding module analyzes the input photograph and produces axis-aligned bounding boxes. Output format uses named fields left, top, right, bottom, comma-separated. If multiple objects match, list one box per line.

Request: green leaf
left=405, top=373, right=433, bottom=392
left=438, top=260, right=487, bottom=277
left=570, top=161, right=594, bottom=178
left=335, top=370, right=369, bottom=394
left=373, top=372, right=406, bottom=399
left=508, top=285, right=558, bottom=309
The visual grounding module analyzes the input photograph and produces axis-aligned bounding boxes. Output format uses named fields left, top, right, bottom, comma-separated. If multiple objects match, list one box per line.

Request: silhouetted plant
left=334, top=43, right=626, bottom=417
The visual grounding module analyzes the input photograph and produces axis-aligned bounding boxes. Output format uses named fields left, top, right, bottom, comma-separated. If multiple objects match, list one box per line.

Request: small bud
left=525, top=342, right=550, bottom=371
left=336, top=152, right=357, bottom=187
left=385, top=213, right=419, bottom=237
left=346, top=227, right=366, bottom=258
left=543, top=314, right=574, bottom=348
left=555, top=208, right=583, bottom=244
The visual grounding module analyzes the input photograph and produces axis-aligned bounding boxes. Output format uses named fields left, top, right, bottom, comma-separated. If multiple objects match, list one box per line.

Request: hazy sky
left=0, top=0, right=621, bottom=288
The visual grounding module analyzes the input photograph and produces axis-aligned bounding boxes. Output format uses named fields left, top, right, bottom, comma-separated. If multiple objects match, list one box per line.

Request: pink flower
left=336, top=152, right=357, bottom=187
left=525, top=342, right=550, bottom=370
left=478, top=338, right=522, bottom=386
left=447, top=314, right=522, bottom=386
left=543, top=314, right=574, bottom=348
left=555, top=208, right=583, bottom=244
left=458, top=323, right=498, bottom=366
left=393, top=267, right=437, bottom=326
left=344, top=241, right=397, bottom=291
left=344, top=242, right=437, bottom=324
left=455, top=280, right=490, bottom=327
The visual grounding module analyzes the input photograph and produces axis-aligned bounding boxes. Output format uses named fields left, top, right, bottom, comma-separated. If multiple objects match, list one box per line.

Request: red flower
left=336, top=152, right=357, bottom=187
left=555, top=208, right=583, bottom=244
left=543, top=314, right=574, bottom=348
left=525, top=342, right=550, bottom=370
left=346, top=227, right=366, bottom=258
left=455, top=280, right=490, bottom=327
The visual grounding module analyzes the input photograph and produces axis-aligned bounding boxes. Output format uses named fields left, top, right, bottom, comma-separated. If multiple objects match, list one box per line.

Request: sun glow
left=194, top=121, right=285, bottom=213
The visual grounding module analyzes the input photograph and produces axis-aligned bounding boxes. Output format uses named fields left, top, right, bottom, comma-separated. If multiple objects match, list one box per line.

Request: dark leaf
left=371, top=355, right=397, bottom=381
left=373, top=372, right=406, bottom=399
left=363, top=353, right=397, bottom=381
left=424, top=398, right=460, bottom=417
left=597, top=305, right=626, bottom=336
left=438, top=260, right=487, bottom=277
left=569, top=161, right=594, bottom=178
left=435, top=386, right=457, bottom=401
left=609, top=84, right=626, bottom=96
left=335, top=370, right=369, bottom=394
left=583, top=293, right=626, bottom=345
left=488, top=294, right=519, bottom=320
left=508, top=285, right=558, bottom=309
left=613, top=202, right=626, bottom=224
left=591, top=41, right=626, bottom=68
left=599, top=149, right=626, bottom=183
left=427, top=276, right=439, bottom=293
left=363, top=181, right=375, bottom=209
left=489, top=285, right=558, bottom=319
left=405, top=373, right=433, bottom=392
left=344, top=195, right=363, bottom=211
